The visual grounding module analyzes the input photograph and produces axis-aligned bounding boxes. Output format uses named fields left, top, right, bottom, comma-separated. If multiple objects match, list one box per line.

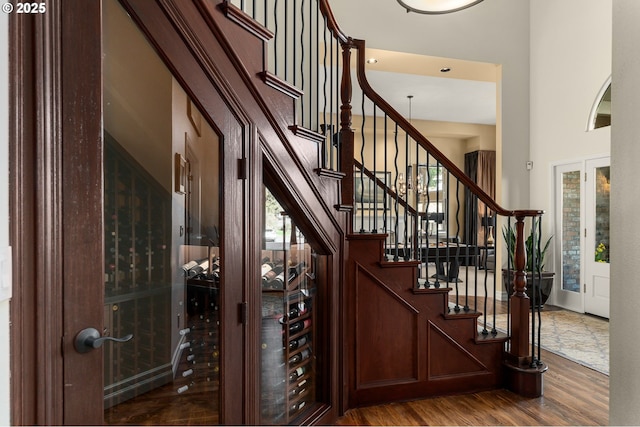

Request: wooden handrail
left=353, top=159, right=421, bottom=217
left=318, top=0, right=349, bottom=44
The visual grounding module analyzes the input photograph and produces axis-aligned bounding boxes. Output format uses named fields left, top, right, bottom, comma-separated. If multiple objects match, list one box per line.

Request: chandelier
left=397, top=0, right=483, bottom=14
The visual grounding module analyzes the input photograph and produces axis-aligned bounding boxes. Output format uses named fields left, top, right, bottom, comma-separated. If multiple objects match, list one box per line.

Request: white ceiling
left=357, top=69, right=496, bottom=125
left=330, top=0, right=510, bottom=126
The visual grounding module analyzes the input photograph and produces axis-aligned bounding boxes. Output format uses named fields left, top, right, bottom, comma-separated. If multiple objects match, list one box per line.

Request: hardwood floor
left=336, top=302, right=609, bottom=426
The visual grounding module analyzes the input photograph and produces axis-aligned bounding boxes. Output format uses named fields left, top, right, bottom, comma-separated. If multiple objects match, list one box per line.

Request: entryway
left=553, top=157, right=610, bottom=318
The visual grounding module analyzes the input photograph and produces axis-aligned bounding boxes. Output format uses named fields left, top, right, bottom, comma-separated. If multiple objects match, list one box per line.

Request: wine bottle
left=268, top=271, right=286, bottom=289
left=289, top=318, right=311, bottom=334
left=288, top=379, right=308, bottom=398
left=288, top=347, right=311, bottom=366
left=261, top=263, right=273, bottom=276
left=262, top=265, right=283, bottom=285
left=288, top=365, right=308, bottom=383
left=289, top=400, right=306, bottom=414
left=289, top=334, right=308, bottom=351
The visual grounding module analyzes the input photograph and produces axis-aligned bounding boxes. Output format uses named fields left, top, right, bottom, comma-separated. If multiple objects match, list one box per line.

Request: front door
left=58, top=0, right=246, bottom=423
left=584, top=157, right=611, bottom=318
left=554, top=162, right=584, bottom=313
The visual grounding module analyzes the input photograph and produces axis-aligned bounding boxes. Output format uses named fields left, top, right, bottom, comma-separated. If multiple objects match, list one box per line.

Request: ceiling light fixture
left=397, top=0, right=483, bottom=14
left=440, top=67, right=451, bottom=73
left=366, top=58, right=378, bottom=64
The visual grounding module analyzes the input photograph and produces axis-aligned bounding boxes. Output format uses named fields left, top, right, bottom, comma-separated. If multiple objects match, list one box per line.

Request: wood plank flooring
left=336, top=323, right=609, bottom=426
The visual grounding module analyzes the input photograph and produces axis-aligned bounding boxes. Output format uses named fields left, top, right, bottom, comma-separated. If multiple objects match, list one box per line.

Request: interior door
left=60, top=0, right=246, bottom=424
left=584, top=157, right=611, bottom=318
left=553, top=162, right=584, bottom=312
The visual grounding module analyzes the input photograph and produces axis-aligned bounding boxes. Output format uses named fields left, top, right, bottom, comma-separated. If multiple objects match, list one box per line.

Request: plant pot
left=502, top=269, right=555, bottom=308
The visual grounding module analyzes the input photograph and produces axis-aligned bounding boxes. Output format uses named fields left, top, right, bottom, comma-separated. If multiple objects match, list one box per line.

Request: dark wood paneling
left=347, top=235, right=505, bottom=408
left=60, top=1, right=104, bottom=424
left=355, top=263, right=419, bottom=387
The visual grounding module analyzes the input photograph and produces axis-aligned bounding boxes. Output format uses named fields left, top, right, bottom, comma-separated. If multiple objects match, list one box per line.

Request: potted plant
left=502, top=219, right=554, bottom=308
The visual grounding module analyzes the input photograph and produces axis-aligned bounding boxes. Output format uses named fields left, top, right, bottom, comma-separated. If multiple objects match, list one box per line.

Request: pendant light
left=397, top=0, right=483, bottom=14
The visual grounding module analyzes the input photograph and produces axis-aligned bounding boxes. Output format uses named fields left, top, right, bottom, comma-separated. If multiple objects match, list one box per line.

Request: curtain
left=464, top=150, right=496, bottom=245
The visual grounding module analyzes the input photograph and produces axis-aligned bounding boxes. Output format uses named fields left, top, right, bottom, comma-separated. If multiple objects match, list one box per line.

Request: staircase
left=207, top=0, right=547, bottom=407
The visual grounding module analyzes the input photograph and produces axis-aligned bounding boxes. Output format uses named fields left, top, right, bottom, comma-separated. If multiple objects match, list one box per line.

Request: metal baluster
left=454, top=177, right=461, bottom=312
left=383, top=114, right=388, bottom=240
left=328, top=26, right=333, bottom=170
left=310, top=0, right=314, bottom=130
left=506, top=215, right=513, bottom=351
left=425, top=152, right=431, bottom=288
left=372, top=105, right=378, bottom=232
left=359, top=92, right=366, bottom=233
left=335, top=38, right=340, bottom=172
left=393, top=123, right=400, bottom=261
left=274, top=0, right=278, bottom=75
left=434, top=162, right=441, bottom=288
left=299, top=0, right=304, bottom=122
left=464, top=187, right=470, bottom=312
left=321, top=16, right=328, bottom=169
left=473, top=193, right=478, bottom=312
left=536, top=216, right=543, bottom=364
left=530, top=217, right=538, bottom=366
left=481, top=205, right=489, bottom=335
left=403, top=131, right=409, bottom=260
left=491, top=210, right=497, bottom=335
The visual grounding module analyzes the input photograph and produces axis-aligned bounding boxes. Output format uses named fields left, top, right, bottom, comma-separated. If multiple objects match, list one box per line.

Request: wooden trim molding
left=10, top=5, right=65, bottom=425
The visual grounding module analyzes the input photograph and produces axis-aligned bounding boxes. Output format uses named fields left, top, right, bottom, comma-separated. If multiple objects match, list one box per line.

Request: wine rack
left=171, top=274, right=221, bottom=401
left=260, top=241, right=318, bottom=425
left=103, top=133, right=172, bottom=408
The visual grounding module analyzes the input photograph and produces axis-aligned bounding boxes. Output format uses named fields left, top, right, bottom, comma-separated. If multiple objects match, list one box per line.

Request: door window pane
left=594, top=166, right=611, bottom=263
left=562, top=170, right=581, bottom=292
left=260, top=187, right=322, bottom=424
left=103, top=0, right=221, bottom=423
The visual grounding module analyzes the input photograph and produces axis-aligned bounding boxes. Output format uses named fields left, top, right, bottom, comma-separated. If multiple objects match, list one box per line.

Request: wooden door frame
left=10, top=1, right=101, bottom=424
left=9, top=0, right=252, bottom=423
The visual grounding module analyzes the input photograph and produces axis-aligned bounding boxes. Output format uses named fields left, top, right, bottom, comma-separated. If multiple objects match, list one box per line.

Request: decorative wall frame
left=175, top=153, right=187, bottom=194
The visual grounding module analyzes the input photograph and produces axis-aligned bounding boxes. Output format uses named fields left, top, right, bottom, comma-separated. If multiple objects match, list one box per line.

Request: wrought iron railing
left=226, top=0, right=547, bottom=390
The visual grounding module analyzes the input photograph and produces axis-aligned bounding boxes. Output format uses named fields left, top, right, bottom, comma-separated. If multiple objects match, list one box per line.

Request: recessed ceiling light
left=440, top=67, right=451, bottom=72
left=366, top=58, right=378, bottom=64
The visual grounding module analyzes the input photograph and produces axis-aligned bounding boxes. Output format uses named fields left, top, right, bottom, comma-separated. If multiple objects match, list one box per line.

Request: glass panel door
left=585, top=159, right=611, bottom=318
left=102, top=0, right=222, bottom=423
left=554, top=163, right=583, bottom=312
left=260, top=186, right=323, bottom=425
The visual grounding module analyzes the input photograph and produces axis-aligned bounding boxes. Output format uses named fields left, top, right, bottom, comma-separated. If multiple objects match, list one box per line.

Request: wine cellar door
left=100, top=0, right=226, bottom=423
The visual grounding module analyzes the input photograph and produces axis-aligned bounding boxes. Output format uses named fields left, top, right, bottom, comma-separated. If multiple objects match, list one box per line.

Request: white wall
left=0, top=7, right=10, bottom=425
left=529, top=0, right=612, bottom=289
left=610, top=2, right=640, bottom=424
left=327, top=0, right=531, bottom=211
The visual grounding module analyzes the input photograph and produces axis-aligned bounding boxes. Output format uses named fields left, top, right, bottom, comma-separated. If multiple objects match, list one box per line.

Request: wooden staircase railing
left=225, top=0, right=547, bottom=399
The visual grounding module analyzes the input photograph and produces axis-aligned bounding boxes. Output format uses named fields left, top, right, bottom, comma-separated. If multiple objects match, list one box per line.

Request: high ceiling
left=328, top=0, right=517, bottom=127
left=355, top=48, right=498, bottom=125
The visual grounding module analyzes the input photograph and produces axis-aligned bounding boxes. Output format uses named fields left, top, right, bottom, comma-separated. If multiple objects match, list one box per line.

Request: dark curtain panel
left=464, top=151, right=496, bottom=245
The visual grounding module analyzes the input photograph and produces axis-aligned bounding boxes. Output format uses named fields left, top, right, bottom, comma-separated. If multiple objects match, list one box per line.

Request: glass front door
left=102, top=0, right=222, bottom=422
left=585, top=159, right=611, bottom=318
left=554, top=163, right=583, bottom=312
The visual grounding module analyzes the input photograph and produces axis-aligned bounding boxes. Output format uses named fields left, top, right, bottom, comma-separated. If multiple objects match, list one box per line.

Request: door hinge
left=584, top=283, right=587, bottom=293
left=238, top=158, right=247, bottom=180
left=584, top=228, right=587, bottom=238
left=239, top=302, right=248, bottom=325
left=585, top=172, right=587, bottom=181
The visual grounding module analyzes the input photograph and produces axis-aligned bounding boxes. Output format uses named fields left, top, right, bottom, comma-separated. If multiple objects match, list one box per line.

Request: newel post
left=339, top=38, right=355, bottom=212
left=504, top=215, right=547, bottom=397
left=510, top=216, right=530, bottom=358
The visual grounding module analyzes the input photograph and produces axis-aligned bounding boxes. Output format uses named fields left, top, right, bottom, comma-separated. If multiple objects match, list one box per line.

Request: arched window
left=587, top=76, right=611, bottom=131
